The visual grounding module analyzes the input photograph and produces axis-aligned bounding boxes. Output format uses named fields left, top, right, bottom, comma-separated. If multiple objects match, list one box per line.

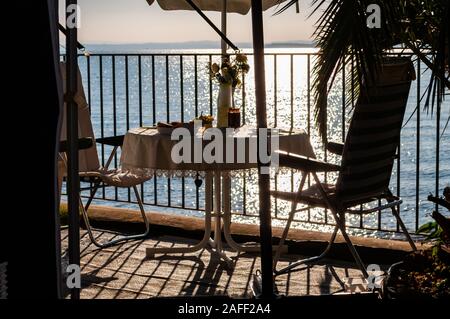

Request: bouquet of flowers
left=210, top=53, right=250, bottom=88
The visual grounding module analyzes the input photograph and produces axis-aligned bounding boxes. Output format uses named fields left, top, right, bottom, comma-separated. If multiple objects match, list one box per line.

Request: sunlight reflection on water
left=71, top=49, right=449, bottom=239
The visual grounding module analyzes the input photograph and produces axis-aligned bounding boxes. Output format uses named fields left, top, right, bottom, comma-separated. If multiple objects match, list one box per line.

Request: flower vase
left=217, top=83, right=232, bottom=127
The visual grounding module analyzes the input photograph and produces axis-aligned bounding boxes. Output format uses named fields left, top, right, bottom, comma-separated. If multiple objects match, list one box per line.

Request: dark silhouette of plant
left=277, top=0, right=449, bottom=141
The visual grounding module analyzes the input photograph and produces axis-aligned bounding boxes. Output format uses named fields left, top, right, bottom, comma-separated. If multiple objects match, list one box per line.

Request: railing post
left=416, top=60, right=421, bottom=231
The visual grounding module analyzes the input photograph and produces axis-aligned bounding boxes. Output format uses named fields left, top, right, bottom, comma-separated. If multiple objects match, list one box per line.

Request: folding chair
left=58, top=62, right=151, bottom=248
left=271, top=57, right=418, bottom=277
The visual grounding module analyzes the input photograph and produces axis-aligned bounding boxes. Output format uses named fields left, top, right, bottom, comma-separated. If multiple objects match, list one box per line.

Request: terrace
left=4, top=0, right=448, bottom=303
left=57, top=49, right=448, bottom=299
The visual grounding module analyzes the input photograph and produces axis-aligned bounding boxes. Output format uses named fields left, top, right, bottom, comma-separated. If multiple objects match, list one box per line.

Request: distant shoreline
left=73, top=40, right=315, bottom=53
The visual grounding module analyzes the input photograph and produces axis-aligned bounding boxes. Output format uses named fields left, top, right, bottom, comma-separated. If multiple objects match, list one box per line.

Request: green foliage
left=417, top=221, right=445, bottom=257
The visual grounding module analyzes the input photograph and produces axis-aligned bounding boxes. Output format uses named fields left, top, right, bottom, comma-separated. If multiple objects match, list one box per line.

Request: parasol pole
left=221, top=0, right=227, bottom=59
left=251, top=0, right=274, bottom=298
left=183, top=0, right=238, bottom=51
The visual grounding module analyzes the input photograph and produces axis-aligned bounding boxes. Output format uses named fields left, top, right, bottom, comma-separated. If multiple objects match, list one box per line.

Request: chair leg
left=385, top=190, right=417, bottom=251
left=390, top=205, right=417, bottom=251
left=274, top=225, right=339, bottom=276
left=273, top=173, right=306, bottom=272
left=84, top=181, right=101, bottom=211
left=80, top=185, right=150, bottom=248
left=332, top=213, right=368, bottom=278
left=310, top=173, right=369, bottom=278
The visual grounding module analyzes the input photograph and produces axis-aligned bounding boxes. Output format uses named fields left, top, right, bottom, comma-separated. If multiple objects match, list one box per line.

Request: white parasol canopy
left=146, top=0, right=284, bottom=15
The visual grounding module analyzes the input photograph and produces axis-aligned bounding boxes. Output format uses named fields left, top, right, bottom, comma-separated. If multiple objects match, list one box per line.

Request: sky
left=59, top=0, right=318, bottom=45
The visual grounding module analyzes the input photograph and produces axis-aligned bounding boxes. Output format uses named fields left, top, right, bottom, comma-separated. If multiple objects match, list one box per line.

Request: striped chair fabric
left=336, top=57, right=416, bottom=205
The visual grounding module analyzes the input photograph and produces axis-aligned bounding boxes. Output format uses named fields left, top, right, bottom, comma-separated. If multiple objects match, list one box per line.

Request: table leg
left=222, top=174, right=288, bottom=254
left=213, top=171, right=222, bottom=250
left=222, top=174, right=259, bottom=252
left=146, top=172, right=213, bottom=257
left=209, top=171, right=233, bottom=268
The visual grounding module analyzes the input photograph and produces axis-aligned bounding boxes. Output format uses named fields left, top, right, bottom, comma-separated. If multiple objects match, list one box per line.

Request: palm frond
left=274, top=0, right=299, bottom=15
left=277, top=0, right=449, bottom=141
left=309, top=0, right=400, bottom=142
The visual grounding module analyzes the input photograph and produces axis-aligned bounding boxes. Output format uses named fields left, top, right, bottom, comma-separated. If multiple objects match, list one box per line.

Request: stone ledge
left=76, top=204, right=422, bottom=265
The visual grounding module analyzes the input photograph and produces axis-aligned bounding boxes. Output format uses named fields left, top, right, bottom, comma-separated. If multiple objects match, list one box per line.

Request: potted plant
left=278, top=0, right=449, bottom=141
left=382, top=188, right=450, bottom=300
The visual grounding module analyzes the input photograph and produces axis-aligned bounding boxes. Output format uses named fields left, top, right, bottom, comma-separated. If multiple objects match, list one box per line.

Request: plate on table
left=157, top=122, right=185, bottom=135
left=157, top=126, right=175, bottom=135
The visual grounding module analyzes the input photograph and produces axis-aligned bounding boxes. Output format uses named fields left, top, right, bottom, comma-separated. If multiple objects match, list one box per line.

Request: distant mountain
left=82, top=40, right=314, bottom=53
left=266, top=40, right=315, bottom=48
left=85, top=41, right=227, bottom=52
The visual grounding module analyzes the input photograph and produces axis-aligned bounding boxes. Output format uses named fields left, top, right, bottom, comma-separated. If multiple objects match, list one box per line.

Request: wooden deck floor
left=61, top=229, right=367, bottom=299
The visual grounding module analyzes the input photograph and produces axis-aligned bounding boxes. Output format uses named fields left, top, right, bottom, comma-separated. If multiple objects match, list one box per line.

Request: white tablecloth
left=120, top=125, right=315, bottom=177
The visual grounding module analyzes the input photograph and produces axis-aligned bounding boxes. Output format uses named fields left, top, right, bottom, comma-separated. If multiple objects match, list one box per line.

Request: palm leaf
left=277, top=0, right=449, bottom=140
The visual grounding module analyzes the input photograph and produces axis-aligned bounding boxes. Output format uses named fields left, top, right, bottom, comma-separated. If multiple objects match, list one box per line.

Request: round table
left=120, top=125, right=315, bottom=267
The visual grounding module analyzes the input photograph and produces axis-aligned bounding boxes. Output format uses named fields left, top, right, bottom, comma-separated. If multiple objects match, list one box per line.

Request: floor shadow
left=179, top=251, right=229, bottom=297
left=274, top=258, right=348, bottom=296
left=61, top=272, right=118, bottom=299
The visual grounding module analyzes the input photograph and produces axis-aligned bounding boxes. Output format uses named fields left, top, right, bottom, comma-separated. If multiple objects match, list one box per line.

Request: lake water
left=69, top=48, right=449, bottom=239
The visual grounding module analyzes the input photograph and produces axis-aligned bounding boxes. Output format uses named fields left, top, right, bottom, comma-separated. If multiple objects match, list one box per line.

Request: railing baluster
left=435, top=84, right=440, bottom=213
left=194, top=55, right=199, bottom=209
left=112, top=55, right=118, bottom=201
left=306, top=54, right=311, bottom=222
left=125, top=55, right=131, bottom=202
left=166, top=55, right=171, bottom=206
left=415, top=60, right=421, bottom=231
left=290, top=54, right=294, bottom=130
left=342, top=59, right=346, bottom=141
left=152, top=55, right=156, bottom=124
left=152, top=55, right=158, bottom=205
left=125, top=55, right=130, bottom=131
left=397, top=141, right=401, bottom=232
left=179, top=55, right=186, bottom=208
left=194, top=55, right=198, bottom=117
left=166, top=55, right=170, bottom=123
left=99, top=56, right=105, bottom=199
left=209, top=54, right=213, bottom=115
left=242, top=68, right=246, bottom=124
left=274, top=62, right=278, bottom=216
left=85, top=55, right=93, bottom=197
left=138, top=55, right=144, bottom=202
left=87, top=55, right=91, bottom=110
left=138, top=55, right=143, bottom=127
left=242, top=171, right=247, bottom=216
left=274, top=54, right=278, bottom=128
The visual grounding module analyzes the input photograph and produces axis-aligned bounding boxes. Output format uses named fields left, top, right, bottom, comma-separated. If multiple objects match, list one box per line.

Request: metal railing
left=64, top=51, right=448, bottom=238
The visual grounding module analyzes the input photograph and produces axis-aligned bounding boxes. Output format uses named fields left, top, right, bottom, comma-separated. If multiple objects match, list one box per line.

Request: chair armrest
left=95, top=135, right=124, bottom=147
left=326, top=141, right=344, bottom=155
left=277, top=150, right=341, bottom=172
left=59, top=137, right=93, bottom=153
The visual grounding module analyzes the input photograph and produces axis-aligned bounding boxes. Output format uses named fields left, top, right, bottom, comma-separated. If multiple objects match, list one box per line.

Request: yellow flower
left=236, top=53, right=248, bottom=63
left=211, top=63, right=220, bottom=73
